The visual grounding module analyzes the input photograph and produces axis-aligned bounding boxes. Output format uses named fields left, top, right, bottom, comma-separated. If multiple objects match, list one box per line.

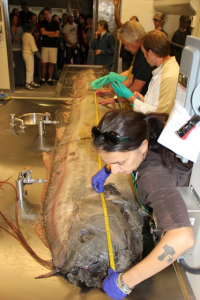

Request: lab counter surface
left=0, top=99, right=193, bottom=300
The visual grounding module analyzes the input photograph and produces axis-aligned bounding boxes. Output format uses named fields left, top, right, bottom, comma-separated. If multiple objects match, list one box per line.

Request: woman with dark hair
left=77, top=13, right=87, bottom=64
left=91, top=19, right=115, bottom=72
left=10, top=13, right=26, bottom=86
left=38, top=10, right=44, bottom=25
left=10, top=8, right=20, bottom=17
left=91, top=109, right=194, bottom=300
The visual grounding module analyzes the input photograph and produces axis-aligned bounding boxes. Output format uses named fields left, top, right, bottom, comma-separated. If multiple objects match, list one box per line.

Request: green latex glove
left=111, top=82, right=133, bottom=99
left=90, top=72, right=127, bottom=90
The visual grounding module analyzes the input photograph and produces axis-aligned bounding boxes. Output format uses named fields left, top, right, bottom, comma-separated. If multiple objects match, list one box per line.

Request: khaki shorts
left=41, top=47, right=58, bottom=64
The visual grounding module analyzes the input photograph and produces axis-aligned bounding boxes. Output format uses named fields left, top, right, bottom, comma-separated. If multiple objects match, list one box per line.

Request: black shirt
left=19, top=10, right=33, bottom=27
left=120, top=44, right=133, bottom=61
left=132, top=48, right=155, bottom=95
left=40, top=20, right=60, bottom=48
left=136, top=151, right=192, bottom=232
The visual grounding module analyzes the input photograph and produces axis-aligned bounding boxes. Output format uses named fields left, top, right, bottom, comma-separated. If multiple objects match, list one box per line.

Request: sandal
left=25, top=84, right=34, bottom=90
left=30, top=82, right=40, bottom=87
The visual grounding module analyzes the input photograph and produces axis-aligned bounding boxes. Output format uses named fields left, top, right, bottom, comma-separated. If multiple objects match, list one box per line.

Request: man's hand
left=98, top=98, right=115, bottom=105
left=133, top=91, right=144, bottom=102
left=95, top=88, right=114, bottom=97
left=113, top=0, right=119, bottom=6
left=111, top=82, right=133, bottom=99
left=71, top=43, right=78, bottom=48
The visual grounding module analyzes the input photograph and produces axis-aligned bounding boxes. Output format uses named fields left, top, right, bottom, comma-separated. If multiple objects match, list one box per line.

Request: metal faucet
left=16, top=167, right=47, bottom=202
left=38, top=112, right=59, bottom=136
left=10, top=114, right=26, bottom=129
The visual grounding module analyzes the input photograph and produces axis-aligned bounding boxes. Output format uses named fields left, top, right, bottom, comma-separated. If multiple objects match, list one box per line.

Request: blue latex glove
left=102, top=268, right=126, bottom=300
left=111, top=82, right=133, bottom=99
left=90, top=72, right=127, bottom=90
left=92, top=165, right=111, bottom=193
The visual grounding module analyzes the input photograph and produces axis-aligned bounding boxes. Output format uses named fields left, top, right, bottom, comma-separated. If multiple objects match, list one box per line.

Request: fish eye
left=79, top=230, right=93, bottom=243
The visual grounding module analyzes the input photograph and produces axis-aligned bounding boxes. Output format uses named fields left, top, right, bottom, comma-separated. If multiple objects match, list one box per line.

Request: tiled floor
left=8, top=79, right=58, bottom=99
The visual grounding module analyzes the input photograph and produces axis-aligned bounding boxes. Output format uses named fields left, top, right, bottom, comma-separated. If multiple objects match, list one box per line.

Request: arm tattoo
left=158, top=245, right=176, bottom=263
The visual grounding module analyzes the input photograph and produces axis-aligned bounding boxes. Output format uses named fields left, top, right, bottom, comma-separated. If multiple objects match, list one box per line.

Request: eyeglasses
left=91, top=126, right=130, bottom=145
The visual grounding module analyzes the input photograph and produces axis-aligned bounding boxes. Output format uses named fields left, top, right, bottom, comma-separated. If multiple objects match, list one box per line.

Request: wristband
left=116, top=273, right=133, bottom=294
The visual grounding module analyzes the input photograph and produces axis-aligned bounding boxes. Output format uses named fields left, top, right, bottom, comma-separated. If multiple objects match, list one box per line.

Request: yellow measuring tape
left=94, top=92, right=115, bottom=271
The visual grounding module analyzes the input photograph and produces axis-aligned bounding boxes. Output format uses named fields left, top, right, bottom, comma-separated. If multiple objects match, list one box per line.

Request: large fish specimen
left=42, top=94, right=144, bottom=287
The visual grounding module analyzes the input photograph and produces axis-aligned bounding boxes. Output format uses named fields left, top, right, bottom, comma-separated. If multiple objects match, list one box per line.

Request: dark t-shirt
left=172, top=29, right=187, bottom=46
left=19, top=10, right=33, bottom=26
left=160, top=28, right=168, bottom=36
left=135, top=151, right=192, bottom=232
left=132, top=48, right=155, bottom=95
left=120, top=44, right=133, bottom=61
left=40, top=20, right=60, bottom=48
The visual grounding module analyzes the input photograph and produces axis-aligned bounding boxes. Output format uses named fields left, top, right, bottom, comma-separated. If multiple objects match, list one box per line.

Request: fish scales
left=42, top=77, right=143, bottom=287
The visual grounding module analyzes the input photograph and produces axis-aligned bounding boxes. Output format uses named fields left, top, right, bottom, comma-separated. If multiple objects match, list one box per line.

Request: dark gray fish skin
left=42, top=78, right=144, bottom=287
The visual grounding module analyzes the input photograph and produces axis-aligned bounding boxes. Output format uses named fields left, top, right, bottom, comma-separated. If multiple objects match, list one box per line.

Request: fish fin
left=41, top=151, right=55, bottom=204
left=56, top=127, right=66, bottom=142
left=35, top=269, right=56, bottom=279
left=34, top=218, right=50, bottom=249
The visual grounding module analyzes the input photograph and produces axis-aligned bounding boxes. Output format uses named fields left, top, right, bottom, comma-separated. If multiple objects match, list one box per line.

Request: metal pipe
left=177, top=256, right=200, bottom=274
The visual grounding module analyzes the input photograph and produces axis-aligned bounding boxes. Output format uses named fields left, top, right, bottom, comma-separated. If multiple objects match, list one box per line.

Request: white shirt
left=134, top=57, right=179, bottom=115
left=22, top=32, right=38, bottom=55
left=63, top=23, right=78, bottom=47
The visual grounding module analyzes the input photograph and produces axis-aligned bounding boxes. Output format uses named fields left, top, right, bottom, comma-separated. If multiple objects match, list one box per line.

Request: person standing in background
left=153, top=12, right=168, bottom=36
left=38, top=10, right=44, bottom=24
left=22, top=22, right=41, bottom=90
left=40, top=7, right=60, bottom=85
left=19, top=2, right=33, bottom=29
left=77, top=13, right=87, bottom=64
left=113, top=0, right=137, bottom=71
left=52, top=14, right=65, bottom=76
left=171, top=15, right=191, bottom=64
left=10, top=14, right=26, bottom=86
left=63, top=13, right=79, bottom=65
left=61, top=13, right=68, bottom=29
left=10, top=8, right=20, bottom=19
left=83, top=14, right=93, bottom=65
left=67, top=0, right=82, bottom=24
left=91, top=20, right=115, bottom=72
left=31, top=13, right=41, bottom=82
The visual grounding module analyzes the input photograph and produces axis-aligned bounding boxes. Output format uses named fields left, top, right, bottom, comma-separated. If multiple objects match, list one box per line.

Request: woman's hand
left=92, top=165, right=111, bottom=193
left=95, top=49, right=101, bottom=55
left=102, top=268, right=127, bottom=300
left=95, top=30, right=100, bottom=38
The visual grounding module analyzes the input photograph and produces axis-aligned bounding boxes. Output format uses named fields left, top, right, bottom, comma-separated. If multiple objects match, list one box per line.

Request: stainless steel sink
left=18, top=113, right=45, bottom=125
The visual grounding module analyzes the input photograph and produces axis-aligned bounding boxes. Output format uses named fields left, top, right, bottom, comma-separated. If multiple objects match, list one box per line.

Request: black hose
left=178, top=257, right=200, bottom=275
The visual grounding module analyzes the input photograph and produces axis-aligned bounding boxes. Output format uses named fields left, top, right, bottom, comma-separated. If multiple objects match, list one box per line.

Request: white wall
left=0, top=0, right=10, bottom=90
left=120, top=0, right=181, bottom=41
